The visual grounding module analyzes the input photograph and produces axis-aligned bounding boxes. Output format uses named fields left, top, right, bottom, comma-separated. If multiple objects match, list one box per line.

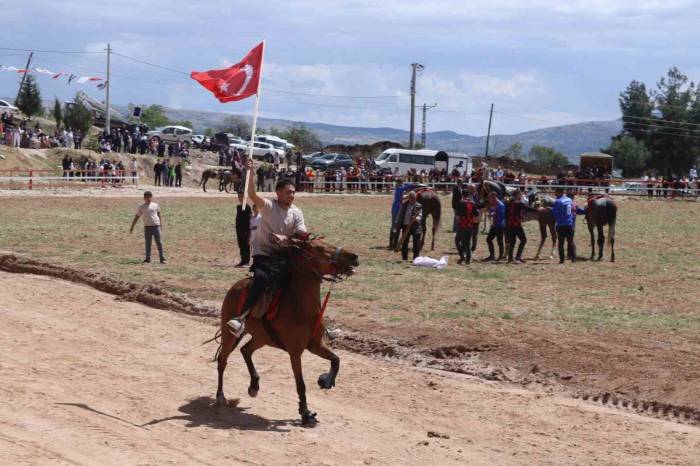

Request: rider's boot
left=227, top=311, right=249, bottom=337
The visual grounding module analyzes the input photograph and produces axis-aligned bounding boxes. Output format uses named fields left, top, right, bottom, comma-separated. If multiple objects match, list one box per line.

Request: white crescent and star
left=218, top=64, right=255, bottom=96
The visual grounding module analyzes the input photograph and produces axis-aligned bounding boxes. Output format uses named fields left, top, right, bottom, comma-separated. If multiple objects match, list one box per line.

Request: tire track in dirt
left=2, top=252, right=698, bottom=428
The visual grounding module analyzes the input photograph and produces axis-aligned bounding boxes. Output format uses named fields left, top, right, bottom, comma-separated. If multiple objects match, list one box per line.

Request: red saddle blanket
left=586, top=194, right=613, bottom=208
left=236, top=287, right=281, bottom=321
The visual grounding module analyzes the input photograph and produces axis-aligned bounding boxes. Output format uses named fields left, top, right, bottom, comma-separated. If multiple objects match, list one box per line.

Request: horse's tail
left=201, top=328, right=223, bottom=361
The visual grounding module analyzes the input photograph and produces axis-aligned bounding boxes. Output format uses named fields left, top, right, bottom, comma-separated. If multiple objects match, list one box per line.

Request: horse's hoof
left=301, top=411, right=318, bottom=427
left=215, top=394, right=227, bottom=407
left=248, top=386, right=259, bottom=398
left=318, top=373, right=335, bottom=390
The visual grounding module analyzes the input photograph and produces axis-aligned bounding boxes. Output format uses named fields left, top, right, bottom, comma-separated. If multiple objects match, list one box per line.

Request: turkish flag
left=191, top=42, right=264, bottom=103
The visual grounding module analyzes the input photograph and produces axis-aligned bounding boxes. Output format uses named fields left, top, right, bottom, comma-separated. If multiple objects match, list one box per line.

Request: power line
left=111, top=51, right=189, bottom=76
left=622, top=115, right=700, bottom=128
left=0, top=46, right=104, bottom=55
left=266, top=88, right=409, bottom=99
left=112, top=51, right=412, bottom=99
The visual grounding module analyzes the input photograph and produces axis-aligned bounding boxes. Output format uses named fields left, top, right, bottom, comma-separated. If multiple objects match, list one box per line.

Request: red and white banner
left=0, top=65, right=103, bottom=86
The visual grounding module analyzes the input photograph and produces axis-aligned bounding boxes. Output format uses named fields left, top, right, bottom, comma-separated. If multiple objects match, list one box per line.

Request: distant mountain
left=116, top=105, right=622, bottom=162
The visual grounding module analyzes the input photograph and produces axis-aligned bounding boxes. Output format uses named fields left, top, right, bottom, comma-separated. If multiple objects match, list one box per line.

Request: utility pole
left=421, top=102, right=437, bottom=147
left=15, top=51, right=34, bottom=106
left=484, top=103, right=494, bottom=157
left=105, top=43, right=112, bottom=134
left=409, top=62, right=424, bottom=149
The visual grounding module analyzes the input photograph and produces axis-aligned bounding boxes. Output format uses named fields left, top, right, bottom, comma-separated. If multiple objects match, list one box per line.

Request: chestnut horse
left=213, top=238, right=359, bottom=426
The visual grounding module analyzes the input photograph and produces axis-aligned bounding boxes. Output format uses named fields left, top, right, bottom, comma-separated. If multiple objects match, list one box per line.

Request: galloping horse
left=415, top=189, right=442, bottom=251
left=585, top=195, right=617, bottom=262
left=213, top=238, right=359, bottom=426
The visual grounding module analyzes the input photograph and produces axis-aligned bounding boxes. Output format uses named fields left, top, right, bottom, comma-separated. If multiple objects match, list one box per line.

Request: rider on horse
left=227, top=159, right=309, bottom=337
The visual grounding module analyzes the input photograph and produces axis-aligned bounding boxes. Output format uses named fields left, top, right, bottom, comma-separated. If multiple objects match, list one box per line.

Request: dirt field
left=1, top=191, right=699, bottom=417
left=2, top=271, right=699, bottom=465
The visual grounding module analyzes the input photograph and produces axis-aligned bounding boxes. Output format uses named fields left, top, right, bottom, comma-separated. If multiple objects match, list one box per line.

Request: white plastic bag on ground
left=412, top=255, right=448, bottom=269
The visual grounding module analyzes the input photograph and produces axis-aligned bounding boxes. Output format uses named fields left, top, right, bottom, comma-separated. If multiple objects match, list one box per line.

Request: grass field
left=1, top=194, right=699, bottom=408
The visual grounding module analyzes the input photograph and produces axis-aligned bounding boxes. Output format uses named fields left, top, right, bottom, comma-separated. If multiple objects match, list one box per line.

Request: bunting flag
left=0, top=65, right=104, bottom=86
left=96, top=81, right=108, bottom=90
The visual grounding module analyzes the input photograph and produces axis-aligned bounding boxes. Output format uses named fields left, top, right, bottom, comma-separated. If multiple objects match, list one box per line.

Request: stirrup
left=226, top=318, right=246, bottom=337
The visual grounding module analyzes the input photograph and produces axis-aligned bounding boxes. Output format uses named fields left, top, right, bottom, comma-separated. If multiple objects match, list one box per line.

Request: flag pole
left=242, top=40, right=265, bottom=210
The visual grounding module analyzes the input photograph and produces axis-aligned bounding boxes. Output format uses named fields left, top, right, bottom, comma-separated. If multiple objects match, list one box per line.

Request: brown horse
left=213, top=238, right=359, bottom=426
left=199, top=169, right=220, bottom=192
left=415, top=189, right=441, bottom=251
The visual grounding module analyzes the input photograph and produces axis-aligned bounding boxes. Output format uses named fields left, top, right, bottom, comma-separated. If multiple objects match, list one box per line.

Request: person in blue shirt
left=389, top=180, right=416, bottom=249
left=484, top=192, right=506, bottom=261
left=552, top=187, right=576, bottom=263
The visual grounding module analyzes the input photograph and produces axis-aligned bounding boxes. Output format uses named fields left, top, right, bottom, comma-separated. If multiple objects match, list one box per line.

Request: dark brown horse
left=213, top=238, right=359, bottom=426
left=585, top=195, right=617, bottom=262
left=199, top=169, right=220, bottom=192
left=415, top=189, right=441, bottom=250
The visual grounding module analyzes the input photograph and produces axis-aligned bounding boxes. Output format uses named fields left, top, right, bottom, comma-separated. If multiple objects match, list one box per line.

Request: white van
left=256, top=134, right=295, bottom=151
left=375, top=148, right=472, bottom=175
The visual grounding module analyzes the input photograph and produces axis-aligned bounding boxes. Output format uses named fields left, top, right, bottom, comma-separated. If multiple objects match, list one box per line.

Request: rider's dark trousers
left=506, top=225, right=526, bottom=261
left=556, top=225, right=576, bottom=263
left=240, top=255, right=288, bottom=315
left=486, top=225, right=505, bottom=259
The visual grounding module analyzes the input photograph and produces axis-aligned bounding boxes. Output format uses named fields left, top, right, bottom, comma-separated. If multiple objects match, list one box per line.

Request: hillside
left=160, top=107, right=620, bottom=160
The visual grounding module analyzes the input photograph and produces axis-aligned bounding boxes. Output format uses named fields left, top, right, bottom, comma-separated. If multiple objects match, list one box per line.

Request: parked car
left=302, top=151, right=326, bottom=162
left=191, top=134, right=205, bottom=146
left=146, top=125, right=193, bottom=145
left=310, top=153, right=354, bottom=170
left=231, top=141, right=285, bottom=161
left=610, top=182, right=645, bottom=194
left=0, top=99, right=19, bottom=112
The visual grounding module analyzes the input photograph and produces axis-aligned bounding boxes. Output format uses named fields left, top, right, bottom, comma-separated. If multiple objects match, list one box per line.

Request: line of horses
left=415, top=180, right=617, bottom=262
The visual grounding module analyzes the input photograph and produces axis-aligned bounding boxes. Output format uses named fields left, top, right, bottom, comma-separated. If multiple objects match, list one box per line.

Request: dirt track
left=1, top=271, right=699, bottom=465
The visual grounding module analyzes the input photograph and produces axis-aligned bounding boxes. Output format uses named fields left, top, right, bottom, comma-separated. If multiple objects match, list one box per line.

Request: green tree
left=619, top=80, right=653, bottom=141
left=16, top=74, right=43, bottom=119
left=648, top=67, right=696, bottom=175
left=64, top=95, right=94, bottom=135
left=501, top=142, right=523, bottom=159
left=281, top=124, right=321, bottom=152
left=221, top=116, right=251, bottom=139
left=52, top=97, right=63, bottom=131
left=607, top=136, right=650, bottom=177
left=204, top=127, right=215, bottom=137
left=140, top=105, right=171, bottom=128
left=172, top=119, right=193, bottom=129
left=528, top=145, right=570, bottom=168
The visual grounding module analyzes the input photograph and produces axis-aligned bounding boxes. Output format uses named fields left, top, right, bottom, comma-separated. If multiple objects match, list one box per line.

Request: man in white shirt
left=227, top=159, right=308, bottom=337
left=129, top=191, right=166, bottom=264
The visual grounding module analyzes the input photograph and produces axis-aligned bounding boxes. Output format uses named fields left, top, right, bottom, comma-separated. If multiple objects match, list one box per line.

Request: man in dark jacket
left=394, top=190, right=423, bottom=261
left=235, top=192, right=252, bottom=267
left=451, top=179, right=465, bottom=253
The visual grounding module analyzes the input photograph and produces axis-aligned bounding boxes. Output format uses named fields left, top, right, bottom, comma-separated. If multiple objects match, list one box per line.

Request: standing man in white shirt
left=129, top=191, right=166, bottom=264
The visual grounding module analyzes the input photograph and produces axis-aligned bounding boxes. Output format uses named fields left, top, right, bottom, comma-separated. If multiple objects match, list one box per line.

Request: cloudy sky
left=2, top=0, right=699, bottom=135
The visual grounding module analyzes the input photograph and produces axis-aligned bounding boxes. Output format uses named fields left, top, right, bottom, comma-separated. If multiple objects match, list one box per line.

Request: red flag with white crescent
left=190, top=42, right=263, bottom=103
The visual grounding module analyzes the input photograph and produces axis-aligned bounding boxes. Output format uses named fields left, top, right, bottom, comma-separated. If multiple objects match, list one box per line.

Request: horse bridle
left=292, top=244, right=346, bottom=282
